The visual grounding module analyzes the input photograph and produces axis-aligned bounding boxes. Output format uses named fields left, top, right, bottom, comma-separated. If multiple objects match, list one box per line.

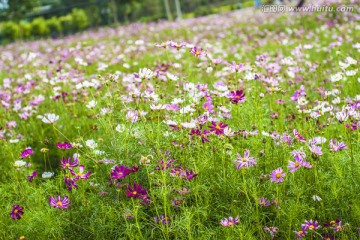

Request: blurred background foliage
left=0, top=0, right=252, bottom=43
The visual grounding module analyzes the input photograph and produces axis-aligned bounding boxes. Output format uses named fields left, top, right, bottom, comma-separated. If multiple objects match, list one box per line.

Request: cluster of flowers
left=294, top=219, right=345, bottom=239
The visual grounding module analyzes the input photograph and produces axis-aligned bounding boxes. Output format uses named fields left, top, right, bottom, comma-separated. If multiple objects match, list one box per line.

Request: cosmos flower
left=64, top=177, right=78, bottom=191
left=302, top=219, right=320, bottom=231
left=10, top=205, right=24, bottom=220
left=41, top=113, right=59, bottom=124
left=208, top=121, right=228, bottom=135
left=154, top=215, right=171, bottom=225
left=125, top=182, right=148, bottom=198
left=14, top=160, right=27, bottom=168
left=309, top=145, right=323, bottom=156
left=57, top=142, right=72, bottom=149
left=294, top=227, right=307, bottom=239
left=111, top=165, right=132, bottom=180
left=227, top=89, right=246, bottom=104
left=171, top=198, right=183, bottom=210
left=293, top=129, right=306, bottom=142
left=60, top=156, right=79, bottom=169
left=49, top=195, right=70, bottom=209
left=234, top=150, right=257, bottom=169
left=175, top=188, right=191, bottom=195
left=70, top=165, right=92, bottom=180
left=85, top=139, right=97, bottom=149
left=270, top=168, right=286, bottom=183
left=184, top=169, right=198, bottom=181
left=288, top=158, right=303, bottom=173
left=264, top=226, right=278, bottom=239
left=20, top=147, right=34, bottom=158
left=27, top=171, right=37, bottom=182
left=42, top=172, right=54, bottom=178
left=190, top=46, right=207, bottom=57
left=220, top=216, right=239, bottom=227
left=259, top=197, right=271, bottom=207
left=329, top=139, right=347, bottom=152
left=229, top=61, right=244, bottom=72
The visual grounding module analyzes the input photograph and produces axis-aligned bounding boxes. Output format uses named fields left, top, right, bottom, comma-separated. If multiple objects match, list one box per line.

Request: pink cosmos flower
left=49, top=195, right=70, bottom=209
left=220, top=216, right=239, bottom=227
left=70, top=165, right=92, bottom=180
left=234, top=150, right=257, bottom=169
left=270, top=168, right=286, bottom=183
left=190, top=46, right=207, bottom=57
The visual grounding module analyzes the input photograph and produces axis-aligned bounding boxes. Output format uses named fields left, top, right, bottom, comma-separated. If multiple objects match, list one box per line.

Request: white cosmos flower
left=86, top=139, right=97, bottom=149
left=312, top=195, right=322, bottom=201
left=14, top=160, right=27, bottom=167
left=42, top=172, right=54, bottom=178
left=330, top=72, right=343, bottom=82
left=86, top=100, right=97, bottom=109
left=115, top=124, right=125, bottom=133
left=40, top=113, right=59, bottom=124
left=167, top=72, right=179, bottom=81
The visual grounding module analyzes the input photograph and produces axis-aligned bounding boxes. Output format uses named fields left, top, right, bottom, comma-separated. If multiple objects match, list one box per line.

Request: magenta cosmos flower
left=70, top=165, right=92, bottom=180
left=57, top=142, right=72, bottom=149
left=190, top=46, right=207, bottom=57
left=111, top=165, right=132, bottom=180
left=208, top=121, right=228, bottom=135
left=10, top=205, right=24, bottom=220
left=60, top=156, right=79, bottom=169
left=20, top=147, right=34, bottom=158
left=49, top=195, right=70, bottom=209
left=234, top=150, right=257, bottom=169
left=301, top=219, right=320, bottom=231
left=270, top=168, right=286, bottom=183
left=27, top=171, right=37, bottom=182
left=220, top=216, right=239, bottom=227
left=126, top=182, right=148, bottom=199
left=259, top=197, right=271, bottom=207
left=227, top=89, right=246, bottom=104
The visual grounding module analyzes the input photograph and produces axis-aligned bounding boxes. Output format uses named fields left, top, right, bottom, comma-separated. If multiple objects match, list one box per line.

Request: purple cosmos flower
left=309, top=145, right=323, bottom=156
left=154, top=215, right=171, bottom=225
left=270, top=168, right=286, bottom=183
left=64, top=177, right=78, bottom=191
left=60, top=156, right=79, bottom=169
left=203, top=101, right=215, bottom=113
left=184, top=169, right=198, bottom=180
left=294, top=227, right=307, bottom=239
left=111, top=165, right=132, bottom=180
left=291, top=150, right=306, bottom=161
left=10, top=205, right=24, bottom=220
left=49, top=195, right=70, bottom=209
left=27, top=171, right=37, bottom=182
left=208, top=121, right=228, bottom=135
left=302, top=219, right=320, bottom=231
left=322, top=233, right=335, bottom=240
left=126, top=182, right=148, bottom=198
left=345, top=120, right=359, bottom=130
left=333, top=221, right=343, bottom=232
left=329, top=139, right=347, bottom=152
left=234, top=150, right=257, bottom=169
left=259, top=197, right=271, bottom=207
left=70, top=165, right=91, bottom=180
left=229, top=61, right=244, bottom=72
left=293, top=129, right=306, bottom=142
left=20, top=147, right=34, bottom=158
left=169, top=165, right=186, bottom=177
left=171, top=198, right=183, bottom=210
left=175, top=188, right=191, bottom=195
left=57, top=142, right=72, bottom=149
left=288, top=159, right=303, bottom=173
left=227, top=89, right=246, bottom=104
left=220, top=216, right=239, bottom=227
left=264, top=226, right=278, bottom=239
left=190, top=46, right=207, bottom=57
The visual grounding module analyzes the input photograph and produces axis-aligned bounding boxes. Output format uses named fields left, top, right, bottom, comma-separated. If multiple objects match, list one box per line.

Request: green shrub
left=19, top=22, right=31, bottom=39
left=59, top=14, right=73, bottom=34
left=31, top=17, right=50, bottom=37
left=194, top=6, right=215, bottom=17
left=71, top=8, right=89, bottom=31
left=47, top=17, right=62, bottom=36
left=242, top=1, right=254, bottom=8
left=2, top=21, right=19, bottom=41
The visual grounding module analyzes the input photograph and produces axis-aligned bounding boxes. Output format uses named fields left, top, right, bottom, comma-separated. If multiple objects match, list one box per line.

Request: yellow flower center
left=309, top=225, right=314, bottom=230
left=215, top=125, right=221, bottom=130
left=276, top=173, right=281, bottom=178
left=77, top=173, right=83, bottom=177
left=19, top=237, right=25, bottom=240
left=295, top=162, right=300, bottom=167
left=57, top=201, right=63, bottom=206
left=195, top=51, right=200, bottom=55
left=14, top=209, right=18, bottom=213
left=132, top=191, right=137, bottom=195
left=228, top=222, right=233, bottom=226
left=65, top=163, right=70, bottom=167
left=236, top=95, right=240, bottom=99
left=242, top=158, right=247, bottom=162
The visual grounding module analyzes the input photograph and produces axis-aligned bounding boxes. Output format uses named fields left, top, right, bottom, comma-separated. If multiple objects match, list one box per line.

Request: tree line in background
left=0, top=0, right=244, bottom=43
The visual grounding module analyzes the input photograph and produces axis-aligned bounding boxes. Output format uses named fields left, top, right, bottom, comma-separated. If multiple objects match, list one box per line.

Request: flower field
left=1, top=2, right=360, bottom=239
